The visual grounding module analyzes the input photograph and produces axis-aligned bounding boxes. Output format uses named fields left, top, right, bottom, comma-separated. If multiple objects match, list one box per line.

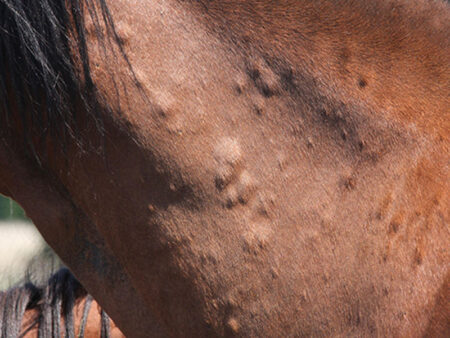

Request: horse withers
left=0, top=268, right=124, bottom=338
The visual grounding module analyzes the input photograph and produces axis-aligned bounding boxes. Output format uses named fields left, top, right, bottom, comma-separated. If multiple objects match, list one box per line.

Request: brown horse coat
left=0, top=0, right=449, bottom=336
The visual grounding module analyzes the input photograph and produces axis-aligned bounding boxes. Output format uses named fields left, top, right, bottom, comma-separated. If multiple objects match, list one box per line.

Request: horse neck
left=183, top=0, right=449, bottom=137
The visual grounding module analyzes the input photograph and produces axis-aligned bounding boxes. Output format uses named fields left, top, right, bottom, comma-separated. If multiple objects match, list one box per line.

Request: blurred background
left=0, top=194, right=60, bottom=290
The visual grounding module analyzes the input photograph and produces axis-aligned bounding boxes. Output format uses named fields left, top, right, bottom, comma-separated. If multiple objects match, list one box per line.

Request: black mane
left=0, top=0, right=121, bottom=163
left=0, top=268, right=111, bottom=338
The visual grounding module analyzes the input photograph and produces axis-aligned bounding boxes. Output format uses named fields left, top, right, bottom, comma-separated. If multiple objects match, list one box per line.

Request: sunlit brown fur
left=1, top=0, right=448, bottom=336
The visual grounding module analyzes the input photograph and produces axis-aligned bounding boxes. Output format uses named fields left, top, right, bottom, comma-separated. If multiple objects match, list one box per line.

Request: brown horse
left=0, top=268, right=124, bottom=337
left=0, top=0, right=448, bottom=336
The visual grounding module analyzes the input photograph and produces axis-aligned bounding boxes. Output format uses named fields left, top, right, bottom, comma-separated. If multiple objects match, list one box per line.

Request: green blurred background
left=0, top=194, right=27, bottom=220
